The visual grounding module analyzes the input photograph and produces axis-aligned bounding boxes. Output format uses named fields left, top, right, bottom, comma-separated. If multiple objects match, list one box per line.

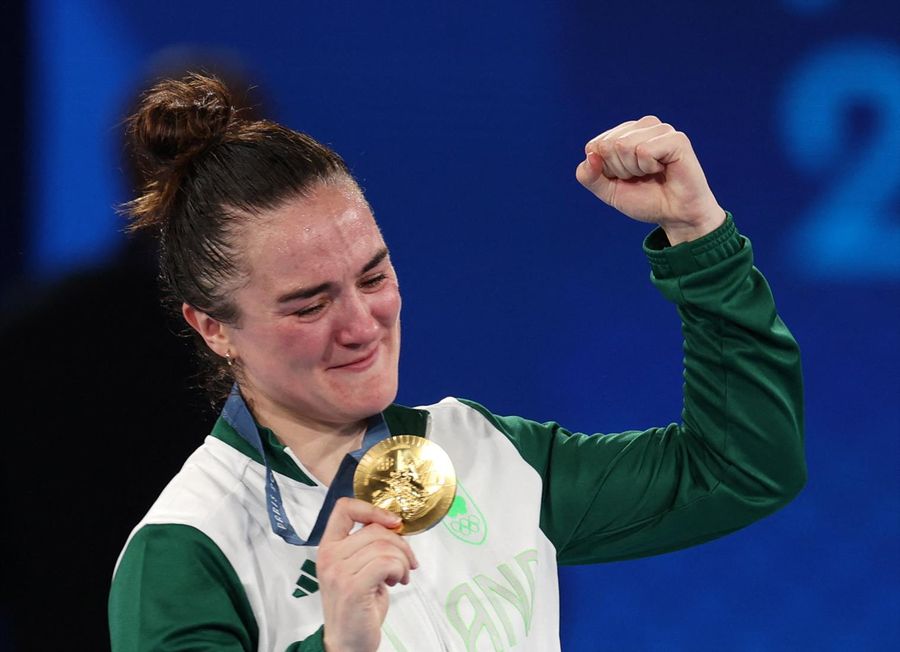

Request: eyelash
left=293, top=274, right=388, bottom=317
left=361, top=273, right=387, bottom=289
left=294, top=304, right=325, bottom=317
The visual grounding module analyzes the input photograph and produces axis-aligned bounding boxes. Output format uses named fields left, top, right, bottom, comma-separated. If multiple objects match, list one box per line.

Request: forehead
left=241, top=183, right=384, bottom=288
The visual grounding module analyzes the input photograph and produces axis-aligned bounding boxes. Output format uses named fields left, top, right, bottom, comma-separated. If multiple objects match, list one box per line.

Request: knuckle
left=384, top=556, right=407, bottom=573
left=373, top=539, right=399, bottom=555
left=363, top=522, right=388, bottom=536
left=368, top=538, right=389, bottom=553
left=597, top=140, right=614, bottom=157
left=641, top=114, right=661, bottom=124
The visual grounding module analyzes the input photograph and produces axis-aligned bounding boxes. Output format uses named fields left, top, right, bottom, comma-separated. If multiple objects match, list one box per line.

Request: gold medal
left=353, top=435, right=457, bottom=535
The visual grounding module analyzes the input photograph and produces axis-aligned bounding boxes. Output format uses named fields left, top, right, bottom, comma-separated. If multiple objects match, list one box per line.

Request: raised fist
left=576, top=115, right=726, bottom=245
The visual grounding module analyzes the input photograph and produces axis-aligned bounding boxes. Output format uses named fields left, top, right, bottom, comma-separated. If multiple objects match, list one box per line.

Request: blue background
left=4, top=0, right=899, bottom=649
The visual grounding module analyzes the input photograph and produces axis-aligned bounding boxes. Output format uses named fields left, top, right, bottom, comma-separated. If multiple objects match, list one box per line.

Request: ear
left=182, top=303, right=233, bottom=359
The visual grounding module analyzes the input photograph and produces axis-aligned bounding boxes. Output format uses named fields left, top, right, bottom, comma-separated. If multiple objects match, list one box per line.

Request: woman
left=109, top=74, right=805, bottom=651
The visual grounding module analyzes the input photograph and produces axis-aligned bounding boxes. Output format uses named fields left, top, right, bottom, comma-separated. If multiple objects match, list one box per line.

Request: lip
left=329, top=346, right=379, bottom=372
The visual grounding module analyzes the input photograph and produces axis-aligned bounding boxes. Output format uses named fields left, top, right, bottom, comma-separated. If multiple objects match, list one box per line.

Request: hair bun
left=129, top=72, right=235, bottom=177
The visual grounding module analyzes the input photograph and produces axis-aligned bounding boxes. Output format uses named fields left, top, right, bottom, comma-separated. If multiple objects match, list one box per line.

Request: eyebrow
left=276, top=247, right=389, bottom=304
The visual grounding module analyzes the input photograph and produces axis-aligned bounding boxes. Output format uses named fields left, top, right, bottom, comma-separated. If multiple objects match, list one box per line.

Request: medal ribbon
left=221, top=385, right=388, bottom=546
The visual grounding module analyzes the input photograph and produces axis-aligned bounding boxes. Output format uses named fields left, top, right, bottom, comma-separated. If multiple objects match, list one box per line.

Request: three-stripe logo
left=292, top=559, right=319, bottom=598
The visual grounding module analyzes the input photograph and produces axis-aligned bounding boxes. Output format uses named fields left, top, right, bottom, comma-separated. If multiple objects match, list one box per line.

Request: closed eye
left=360, top=273, right=387, bottom=289
left=294, top=302, right=326, bottom=317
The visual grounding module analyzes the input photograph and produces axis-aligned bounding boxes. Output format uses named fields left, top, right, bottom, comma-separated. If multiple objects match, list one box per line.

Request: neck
left=278, top=419, right=367, bottom=487
left=242, top=393, right=368, bottom=486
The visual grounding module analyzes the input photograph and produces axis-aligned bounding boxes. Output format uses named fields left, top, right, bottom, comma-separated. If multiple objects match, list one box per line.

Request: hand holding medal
left=319, top=436, right=455, bottom=651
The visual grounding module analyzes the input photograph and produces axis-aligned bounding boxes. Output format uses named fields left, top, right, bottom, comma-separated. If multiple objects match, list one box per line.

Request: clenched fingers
left=584, top=115, right=659, bottom=154
left=336, top=537, right=415, bottom=587
left=325, top=522, right=418, bottom=571
left=584, top=117, right=676, bottom=179
left=317, top=498, right=419, bottom=594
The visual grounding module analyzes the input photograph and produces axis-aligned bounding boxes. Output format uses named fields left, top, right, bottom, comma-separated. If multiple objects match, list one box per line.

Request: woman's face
left=222, top=182, right=401, bottom=431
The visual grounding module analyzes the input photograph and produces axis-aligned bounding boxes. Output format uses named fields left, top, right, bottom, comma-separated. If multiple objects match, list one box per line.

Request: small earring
left=225, top=352, right=233, bottom=367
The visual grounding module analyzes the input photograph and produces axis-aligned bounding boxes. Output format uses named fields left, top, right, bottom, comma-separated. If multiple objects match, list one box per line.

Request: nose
left=334, top=291, right=380, bottom=348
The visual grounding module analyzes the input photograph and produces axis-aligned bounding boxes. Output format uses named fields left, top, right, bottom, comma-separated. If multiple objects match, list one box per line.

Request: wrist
left=660, top=205, right=727, bottom=246
left=322, top=632, right=373, bottom=652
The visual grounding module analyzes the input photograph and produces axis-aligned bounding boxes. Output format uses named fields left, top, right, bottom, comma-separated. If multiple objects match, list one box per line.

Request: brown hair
left=124, top=72, right=352, bottom=401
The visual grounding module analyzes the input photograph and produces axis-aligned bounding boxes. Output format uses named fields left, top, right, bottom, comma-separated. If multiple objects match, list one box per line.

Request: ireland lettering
left=444, top=549, right=538, bottom=651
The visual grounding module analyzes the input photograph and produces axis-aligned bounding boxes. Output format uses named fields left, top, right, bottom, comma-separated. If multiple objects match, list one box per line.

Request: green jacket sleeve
left=285, top=627, right=326, bottom=651
left=462, top=214, right=806, bottom=565
left=109, top=524, right=260, bottom=651
left=109, top=524, right=328, bottom=652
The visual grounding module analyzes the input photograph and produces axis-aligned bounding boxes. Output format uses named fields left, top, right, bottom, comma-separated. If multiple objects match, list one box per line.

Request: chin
left=368, top=383, right=399, bottom=414
left=337, top=381, right=397, bottom=421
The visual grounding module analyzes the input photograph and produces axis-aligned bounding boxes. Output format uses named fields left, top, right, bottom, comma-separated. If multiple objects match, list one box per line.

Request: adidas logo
left=292, top=559, right=319, bottom=598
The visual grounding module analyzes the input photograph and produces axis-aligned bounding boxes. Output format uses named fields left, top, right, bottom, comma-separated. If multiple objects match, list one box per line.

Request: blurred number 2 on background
left=780, top=39, right=900, bottom=279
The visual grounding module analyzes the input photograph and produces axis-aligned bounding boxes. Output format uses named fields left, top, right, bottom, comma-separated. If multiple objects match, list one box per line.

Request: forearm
left=541, top=215, right=805, bottom=563
left=648, top=214, right=806, bottom=500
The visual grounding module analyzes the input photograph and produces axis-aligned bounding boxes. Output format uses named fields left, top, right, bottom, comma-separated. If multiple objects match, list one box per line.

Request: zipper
left=411, top=581, right=451, bottom=651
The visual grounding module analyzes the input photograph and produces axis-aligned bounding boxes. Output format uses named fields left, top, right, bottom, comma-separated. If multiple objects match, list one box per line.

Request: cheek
left=262, top=322, right=327, bottom=367
left=374, top=287, right=402, bottom=327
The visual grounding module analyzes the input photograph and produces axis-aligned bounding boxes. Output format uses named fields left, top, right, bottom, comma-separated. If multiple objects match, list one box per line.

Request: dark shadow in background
left=0, top=0, right=25, bottom=281
left=0, top=49, right=265, bottom=652
left=1, top=4, right=27, bottom=649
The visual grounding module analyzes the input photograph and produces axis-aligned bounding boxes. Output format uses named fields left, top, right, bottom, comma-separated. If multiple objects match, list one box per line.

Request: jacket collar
left=210, top=390, right=429, bottom=486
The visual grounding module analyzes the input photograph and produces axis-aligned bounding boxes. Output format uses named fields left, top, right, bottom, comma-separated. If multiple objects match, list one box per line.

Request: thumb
left=576, top=152, right=612, bottom=200
left=575, top=151, right=599, bottom=185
